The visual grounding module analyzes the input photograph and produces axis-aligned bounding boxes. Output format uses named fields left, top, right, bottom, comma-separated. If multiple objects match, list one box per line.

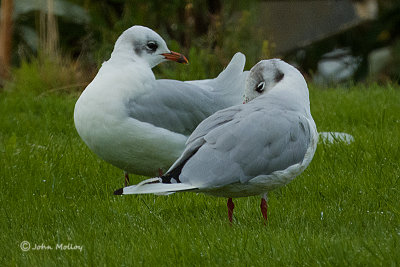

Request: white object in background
left=314, top=48, right=361, bottom=84
left=319, top=132, right=355, bottom=144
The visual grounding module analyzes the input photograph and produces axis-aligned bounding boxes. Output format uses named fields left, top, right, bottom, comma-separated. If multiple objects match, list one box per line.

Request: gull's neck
left=81, top=51, right=156, bottom=105
left=266, top=75, right=311, bottom=117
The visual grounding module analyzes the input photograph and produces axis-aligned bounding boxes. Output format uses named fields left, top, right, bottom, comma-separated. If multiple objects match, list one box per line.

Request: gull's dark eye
left=255, top=81, right=265, bottom=93
left=146, top=41, right=158, bottom=52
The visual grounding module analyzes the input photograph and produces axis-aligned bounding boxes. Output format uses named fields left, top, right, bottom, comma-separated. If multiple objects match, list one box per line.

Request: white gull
left=74, top=26, right=248, bottom=184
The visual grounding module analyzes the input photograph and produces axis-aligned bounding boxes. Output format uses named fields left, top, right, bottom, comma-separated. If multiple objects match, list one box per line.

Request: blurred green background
left=1, top=0, right=400, bottom=90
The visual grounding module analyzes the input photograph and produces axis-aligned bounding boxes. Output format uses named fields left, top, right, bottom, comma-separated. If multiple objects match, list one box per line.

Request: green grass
left=1, top=84, right=399, bottom=266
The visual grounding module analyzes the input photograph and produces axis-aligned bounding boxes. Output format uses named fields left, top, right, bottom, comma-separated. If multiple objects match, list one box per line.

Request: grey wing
left=127, top=52, right=247, bottom=136
left=186, top=106, right=244, bottom=144
left=166, top=105, right=243, bottom=172
left=127, top=79, right=225, bottom=135
left=178, top=107, right=312, bottom=188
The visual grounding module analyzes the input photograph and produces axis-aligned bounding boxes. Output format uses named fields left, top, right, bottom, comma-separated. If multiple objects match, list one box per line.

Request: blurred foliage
left=11, top=0, right=89, bottom=61
left=388, top=40, right=400, bottom=82
left=2, top=0, right=400, bottom=92
left=4, top=0, right=269, bottom=93
left=76, top=0, right=264, bottom=73
left=5, top=0, right=266, bottom=89
left=7, top=56, right=87, bottom=95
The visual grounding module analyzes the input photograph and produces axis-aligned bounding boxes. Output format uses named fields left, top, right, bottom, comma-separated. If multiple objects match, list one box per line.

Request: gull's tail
left=213, top=52, right=247, bottom=87
left=319, top=132, right=355, bottom=144
left=114, top=178, right=197, bottom=196
left=186, top=52, right=248, bottom=106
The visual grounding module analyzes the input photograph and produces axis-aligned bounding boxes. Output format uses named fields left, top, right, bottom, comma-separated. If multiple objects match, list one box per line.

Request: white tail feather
left=121, top=178, right=198, bottom=195
left=212, top=52, right=246, bottom=90
left=212, top=53, right=248, bottom=105
left=319, top=132, right=355, bottom=144
left=185, top=52, right=248, bottom=105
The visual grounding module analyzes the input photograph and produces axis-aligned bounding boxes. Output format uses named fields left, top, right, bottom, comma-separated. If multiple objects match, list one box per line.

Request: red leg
left=260, top=194, right=268, bottom=223
left=124, top=172, right=130, bottom=187
left=158, top=168, right=164, bottom=177
left=227, top=198, right=235, bottom=223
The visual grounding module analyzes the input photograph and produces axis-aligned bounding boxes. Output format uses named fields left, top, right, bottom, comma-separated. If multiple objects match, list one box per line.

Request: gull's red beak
left=161, top=51, right=189, bottom=64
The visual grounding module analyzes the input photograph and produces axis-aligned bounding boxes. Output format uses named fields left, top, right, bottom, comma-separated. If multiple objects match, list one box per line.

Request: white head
left=110, top=25, right=188, bottom=68
left=244, top=59, right=308, bottom=104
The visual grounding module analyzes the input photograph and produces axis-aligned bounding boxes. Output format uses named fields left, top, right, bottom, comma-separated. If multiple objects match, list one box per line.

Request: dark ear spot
left=274, top=70, right=284, bottom=83
left=134, top=42, right=142, bottom=56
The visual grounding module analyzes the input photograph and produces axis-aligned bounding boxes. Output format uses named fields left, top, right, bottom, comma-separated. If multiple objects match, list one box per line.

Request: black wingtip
left=114, top=188, right=124, bottom=195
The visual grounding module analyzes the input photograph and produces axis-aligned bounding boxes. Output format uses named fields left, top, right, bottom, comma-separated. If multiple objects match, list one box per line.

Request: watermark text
left=20, top=241, right=83, bottom=252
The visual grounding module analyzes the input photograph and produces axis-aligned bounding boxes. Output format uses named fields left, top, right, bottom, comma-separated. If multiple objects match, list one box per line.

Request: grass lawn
left=1, top=84, right=399, bottom=265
